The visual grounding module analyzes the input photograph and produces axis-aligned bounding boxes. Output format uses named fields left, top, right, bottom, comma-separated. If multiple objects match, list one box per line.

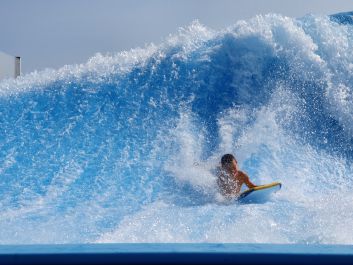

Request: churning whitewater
left=1, top=13, right=353, bottom=244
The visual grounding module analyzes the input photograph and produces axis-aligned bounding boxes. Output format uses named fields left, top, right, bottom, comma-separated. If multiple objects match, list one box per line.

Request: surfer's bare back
left=217, top=154, right=257, bottom=198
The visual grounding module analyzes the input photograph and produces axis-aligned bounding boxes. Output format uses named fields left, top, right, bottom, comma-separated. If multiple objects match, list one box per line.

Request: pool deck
left=1, top=243, right=353, bottom=264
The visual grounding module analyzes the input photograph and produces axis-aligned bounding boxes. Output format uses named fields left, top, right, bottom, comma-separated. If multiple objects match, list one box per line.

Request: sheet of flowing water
left=1, top=13, right=353, bottom=244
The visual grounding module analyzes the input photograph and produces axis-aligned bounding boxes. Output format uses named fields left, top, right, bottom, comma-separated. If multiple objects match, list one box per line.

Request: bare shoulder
left=237, top=170, right=249, bottom=180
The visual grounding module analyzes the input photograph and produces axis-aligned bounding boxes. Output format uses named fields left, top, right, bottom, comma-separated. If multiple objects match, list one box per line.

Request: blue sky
left=1, top=0, right=352, bottom=73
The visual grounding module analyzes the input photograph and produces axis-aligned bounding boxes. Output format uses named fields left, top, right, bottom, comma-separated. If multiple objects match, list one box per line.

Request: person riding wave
left=217, top=154, right=257, bottom=198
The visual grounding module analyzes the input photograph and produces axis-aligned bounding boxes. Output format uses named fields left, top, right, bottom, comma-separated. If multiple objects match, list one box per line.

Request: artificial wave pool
left=1, top=12, right=353, bottom=245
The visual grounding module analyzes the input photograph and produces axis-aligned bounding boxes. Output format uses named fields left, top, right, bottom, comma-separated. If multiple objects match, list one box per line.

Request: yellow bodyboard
left=238, top=181, right=282, bottom=202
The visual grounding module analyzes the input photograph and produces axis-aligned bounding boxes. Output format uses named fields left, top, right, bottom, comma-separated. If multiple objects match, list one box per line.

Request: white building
left=0, top=51, right=21, bottom=80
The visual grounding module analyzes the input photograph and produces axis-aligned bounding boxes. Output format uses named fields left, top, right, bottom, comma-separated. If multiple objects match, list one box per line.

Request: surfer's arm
left=240, top=171, right=256, bottom=188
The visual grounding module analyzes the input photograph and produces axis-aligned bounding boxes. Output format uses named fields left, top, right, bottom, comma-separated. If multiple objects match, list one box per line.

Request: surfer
left=217, top=154, right=257, bottom=198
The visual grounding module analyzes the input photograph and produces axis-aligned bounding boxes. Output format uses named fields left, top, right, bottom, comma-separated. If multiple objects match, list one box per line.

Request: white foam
left=164, top=109, right=216, bottom=190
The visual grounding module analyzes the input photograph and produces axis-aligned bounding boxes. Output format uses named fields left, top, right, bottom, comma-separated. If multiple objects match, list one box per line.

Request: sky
left=0, top=0, right=352, bottom=74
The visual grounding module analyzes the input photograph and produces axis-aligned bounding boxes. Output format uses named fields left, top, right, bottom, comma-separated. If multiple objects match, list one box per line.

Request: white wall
left=0, top=51, right=21, bottom=80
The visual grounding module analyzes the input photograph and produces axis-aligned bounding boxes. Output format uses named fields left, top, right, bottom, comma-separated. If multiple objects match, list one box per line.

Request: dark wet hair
left=221, top=154, right=236, bottom=167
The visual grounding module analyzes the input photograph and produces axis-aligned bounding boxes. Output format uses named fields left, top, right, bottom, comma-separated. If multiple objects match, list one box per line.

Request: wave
left=0, top=12, right=353, bottom=244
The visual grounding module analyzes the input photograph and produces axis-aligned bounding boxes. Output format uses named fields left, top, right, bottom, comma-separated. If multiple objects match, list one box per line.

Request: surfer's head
left=221, top=154, right=238, bottom=172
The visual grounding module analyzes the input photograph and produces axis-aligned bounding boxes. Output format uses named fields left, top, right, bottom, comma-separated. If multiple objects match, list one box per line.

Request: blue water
left=1, top=12, right=353, bottom=244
